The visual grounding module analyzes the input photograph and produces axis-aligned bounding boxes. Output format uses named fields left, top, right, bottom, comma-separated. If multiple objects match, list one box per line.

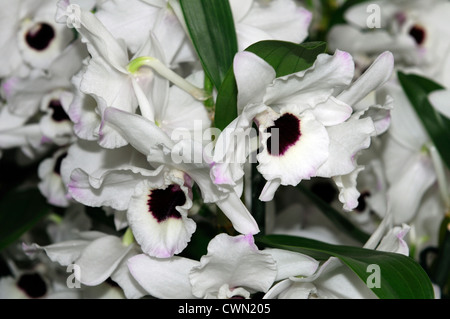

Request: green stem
left=128, top=56, right=210, bottom=101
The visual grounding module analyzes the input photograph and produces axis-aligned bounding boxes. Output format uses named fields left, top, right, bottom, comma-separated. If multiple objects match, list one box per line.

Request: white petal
left=292, top=257, right=377, bottom=299
left=95, top=0, right=159, bottom=54
left=381, top=82, right=428, bottom=150
left=234, top=51, right=276, bottom=113
left=312, top=96, right=352, bottom=126
left=376, top=224, right=410, bottom=256
left=189, top=234, right=277, bottom=298
left=68, top=166, right=160, bottom=211
left=152, top=6, right=189, bottom=64
left=22, top=240, right=89, bottom=266
left=238, top=0, right=311, bottom=46
left=67, top=69, right=100, bottom=141
left=215, top=191, right=260, bottom=235
left=386, top=153, right=436, bottom=223
left=428, top=89, right=450, bottom=119
left=75, top=235, right=133, bottom=286
left=259, top=179, right=282, bottom=202
left=333, top=166, right=365, bottom=211
left=56, top=1, right=129, bottom=69
left=264, top=248, right=319, bottom=281
left=161, top=71, right=210, bottom=137
left=109, top=245, right=148, bottom=299
left=80, top=57, right=137, bottom=113
left=103, top=107, right=175, bottom=156
left=128, top=254, right=198, bottom=299
left=337, top=51, right=394, bottom=106
left=316, top=116, right=375, bottom=177
left=263, top=50, right=355, bottom=108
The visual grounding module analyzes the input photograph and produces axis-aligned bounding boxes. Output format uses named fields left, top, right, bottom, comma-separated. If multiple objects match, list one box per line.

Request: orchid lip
left=53, top=152, right=68, bottom=176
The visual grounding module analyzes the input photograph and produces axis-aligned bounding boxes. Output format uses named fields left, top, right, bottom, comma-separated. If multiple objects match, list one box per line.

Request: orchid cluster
left=0, top=0, right=448, bottom=301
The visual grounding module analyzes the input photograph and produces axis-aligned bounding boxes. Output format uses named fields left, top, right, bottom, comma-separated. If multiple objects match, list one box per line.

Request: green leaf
left=179, top=0, right=238, bottom=90
left=0, top=188, right=51, bottom=251
left=397, top=72, right=450, bottom=170
left=297, top=184, right=371, bottom=244
left=256, top=234, right=435, bottom=299
left=214, top=41, right=327, bottom=130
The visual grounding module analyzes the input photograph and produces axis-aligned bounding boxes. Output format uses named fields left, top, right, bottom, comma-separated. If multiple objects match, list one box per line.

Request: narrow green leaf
left=179, top=0, right=238, bottom=90
left=397, top=72, right=450, bottom=170
left=0, top=188, right=51, bottom=251
left=256, top=234, right=435, bottom=299
left=214, top=41, right=327, bottom=130
left=246, top=41, right=327, bottom=78
left=297, top=184, right=371, bottom=244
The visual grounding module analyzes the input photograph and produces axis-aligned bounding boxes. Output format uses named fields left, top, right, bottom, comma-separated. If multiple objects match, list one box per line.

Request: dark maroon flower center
left=25, top=23, right=55, bottom=51
left=356, top=191, right=371, bottom=213
left=17, top=273, right=47, bottom=298
left=409, top=25, right=426, bottom=46
left=53, top=152, right=68, bottom=176
left=48, top=100, right=70, bottom=122
left=148, top=185, right=186, bottom=223
left=266, top=113, right=301, bottom=156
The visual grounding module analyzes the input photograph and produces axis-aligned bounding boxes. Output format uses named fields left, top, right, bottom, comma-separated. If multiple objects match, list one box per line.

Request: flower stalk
left=127, top=56, right=210, bottom=101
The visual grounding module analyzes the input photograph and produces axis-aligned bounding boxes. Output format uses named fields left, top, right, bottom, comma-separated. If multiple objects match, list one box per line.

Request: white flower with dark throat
left=213, top=49, right=394, bottom=209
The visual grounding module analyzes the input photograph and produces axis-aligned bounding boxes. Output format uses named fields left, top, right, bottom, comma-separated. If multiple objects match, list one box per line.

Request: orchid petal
left=215, top=191, right=259, bottom=235
left=316, top=116, right=375, bottom=177
left=95, top=0, right=160, bottom=54
left=234, top=51, right=276, bottom=113
left=103, top=107, right=175, bottom=156
left=128, top=254, right=198, bottom=299
left=337, top=51, right=394, bottom=107
left=376, top=224, right=410, bottom=256
left=75, top=235, right=133, bottom=286
left=238, top=0, right=311, bottom=46
left=264, top=248, right=319, bottom=281
left=56, top=1, right=129, bottom=70
left=22, top=240, right=89, bottom=266
left=428, top=89, right=450, bottom=119
left=263, top=50, right=354, bottom=108
left=109, top=245, right=148, bottom=299
left=386, top=153, right=436, bottom=223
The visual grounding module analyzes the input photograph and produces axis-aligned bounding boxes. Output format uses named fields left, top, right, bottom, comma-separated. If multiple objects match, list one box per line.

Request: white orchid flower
left=327, top=0, right=450, bottom=84
left=127, top=233, right=318, bottom=299
left=212, top=49, right=394, bottom=210
left=61, top=111, right=258, bottom=257
left=264, top=217, right=411, bottom=299
left=23, top=230, right=147, bottom=299
left=55, top=0, right=208, bottom=149
left=375, top=80, right=446, bottom=224
left=37, top=147, right=71, bottom=207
